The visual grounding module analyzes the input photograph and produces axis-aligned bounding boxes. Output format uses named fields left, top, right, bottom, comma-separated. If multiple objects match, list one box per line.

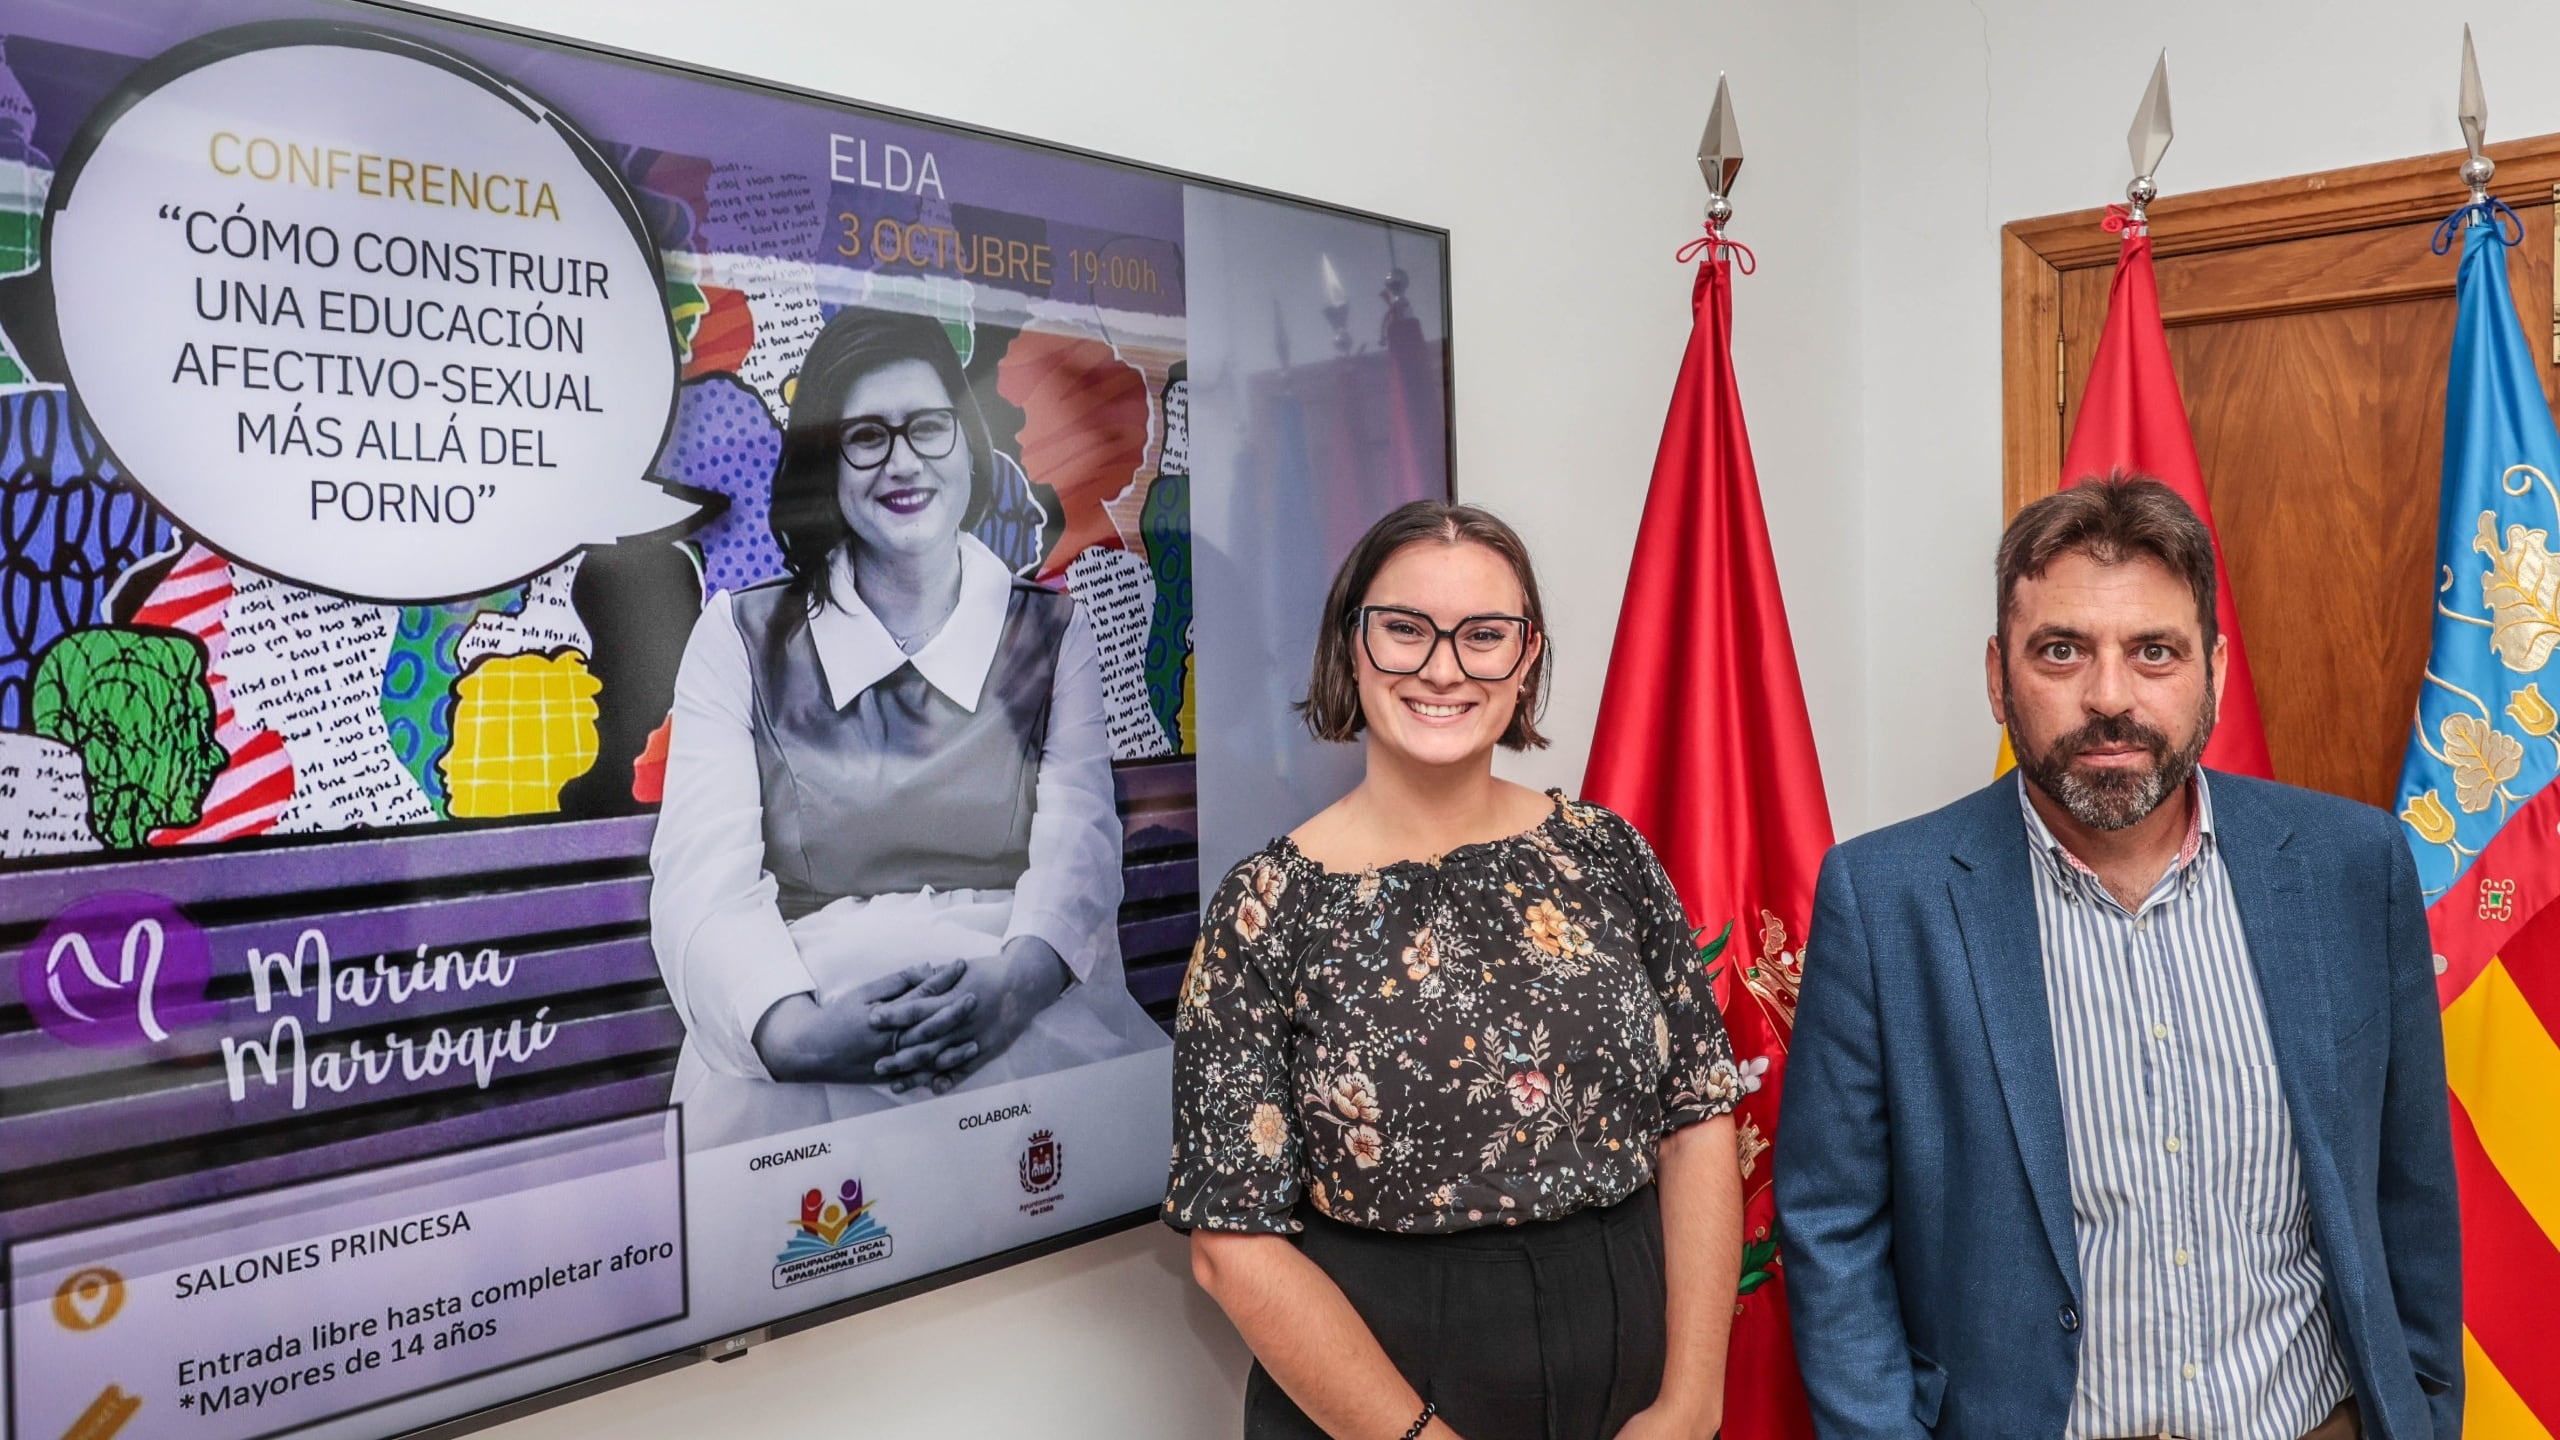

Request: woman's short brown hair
left=1296, top=500, right=1551, bottom=750
left=1996, top=470, right=2218, bottom=652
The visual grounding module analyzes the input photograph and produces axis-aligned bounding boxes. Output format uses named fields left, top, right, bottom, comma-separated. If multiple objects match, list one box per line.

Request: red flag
left=2052, top=227, right=2273, bottom=777
left=1582, top=237, right=1825, bottom=1440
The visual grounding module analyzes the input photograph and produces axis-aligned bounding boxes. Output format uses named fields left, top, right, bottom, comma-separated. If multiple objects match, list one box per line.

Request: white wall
left=427, top=1, right=1867, bottom=1435
left=1854, top=0, right=2560, bottom=829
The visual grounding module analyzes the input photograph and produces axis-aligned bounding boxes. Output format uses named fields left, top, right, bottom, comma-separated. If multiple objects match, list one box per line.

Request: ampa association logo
left=21, top=893, right=215, bottom=1049
left=773, top=1178, right=892, bottom=1289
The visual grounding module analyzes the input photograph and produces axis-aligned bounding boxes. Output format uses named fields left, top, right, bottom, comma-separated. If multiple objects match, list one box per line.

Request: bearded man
left=1774, top=475, right=2461, bottom=1440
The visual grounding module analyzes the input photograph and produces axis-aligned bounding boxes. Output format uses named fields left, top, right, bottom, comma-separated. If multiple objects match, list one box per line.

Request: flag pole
left=1579, top=64, right=1824, bottom=1440
left=1996, top=47, right=2279, bottom=779
left=2374, top=29, right=2560, bottom=1432
left=1995, top=51, right=2172, bottom=776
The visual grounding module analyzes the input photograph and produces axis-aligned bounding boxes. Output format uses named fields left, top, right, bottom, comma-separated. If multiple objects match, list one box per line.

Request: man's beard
left=2007, top=678, right=2216, bottom=832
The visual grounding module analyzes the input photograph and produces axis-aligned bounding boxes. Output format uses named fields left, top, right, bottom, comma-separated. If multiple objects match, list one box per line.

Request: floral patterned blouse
left=1164, top=792, right=1740, bottom=1235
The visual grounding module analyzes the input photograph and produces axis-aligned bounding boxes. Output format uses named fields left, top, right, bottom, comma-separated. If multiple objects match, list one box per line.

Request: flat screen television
left=0, top=3, right=1451, bottom=1435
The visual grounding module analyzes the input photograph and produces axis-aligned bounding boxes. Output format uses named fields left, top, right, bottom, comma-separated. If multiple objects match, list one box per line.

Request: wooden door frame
left=2001, top=134, right=2560, bottom=515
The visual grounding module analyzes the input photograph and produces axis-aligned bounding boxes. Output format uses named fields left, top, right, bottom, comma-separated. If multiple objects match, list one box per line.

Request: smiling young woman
left=1167, top=500, right=1747, bottom=1440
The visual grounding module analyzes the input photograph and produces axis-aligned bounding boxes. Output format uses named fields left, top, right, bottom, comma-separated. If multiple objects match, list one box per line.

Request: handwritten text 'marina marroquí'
left=224, top=929, right=558, bottom=1111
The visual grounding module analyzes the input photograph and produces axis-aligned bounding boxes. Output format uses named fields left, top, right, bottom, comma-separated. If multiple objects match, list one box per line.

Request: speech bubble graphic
left=45, top=25, right=702, bottom=603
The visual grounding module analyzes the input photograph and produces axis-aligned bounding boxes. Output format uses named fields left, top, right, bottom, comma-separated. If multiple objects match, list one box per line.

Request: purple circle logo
left=20, top=892, right=214, bottom=1049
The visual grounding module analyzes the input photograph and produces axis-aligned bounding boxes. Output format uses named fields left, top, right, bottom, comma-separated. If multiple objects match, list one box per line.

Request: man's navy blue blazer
left=1773, top=772, right=2462, bottom=1439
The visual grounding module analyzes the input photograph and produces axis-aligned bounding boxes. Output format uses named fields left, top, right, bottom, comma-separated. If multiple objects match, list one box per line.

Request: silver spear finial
left=2460, top=24, right=2493, bottom=201
left=2125, top=51, right=2173, bottom=224
left=1698, top=73, right=1742, bottom=227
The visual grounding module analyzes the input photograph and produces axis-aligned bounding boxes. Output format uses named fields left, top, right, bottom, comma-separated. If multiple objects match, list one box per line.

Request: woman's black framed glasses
left=839, top=408, right=960, bottom=469
left=1354, top=605, right=1534, bottom=682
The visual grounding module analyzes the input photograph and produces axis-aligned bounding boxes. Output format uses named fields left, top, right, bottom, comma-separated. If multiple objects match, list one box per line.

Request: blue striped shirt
left=2019, top=772, right=2351, bottom=1440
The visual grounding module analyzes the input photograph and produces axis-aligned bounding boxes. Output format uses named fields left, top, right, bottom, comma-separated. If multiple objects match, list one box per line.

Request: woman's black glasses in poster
left=1355, top=606, right=1534, bottom=682
left=838, top=408, right=960, bottom=469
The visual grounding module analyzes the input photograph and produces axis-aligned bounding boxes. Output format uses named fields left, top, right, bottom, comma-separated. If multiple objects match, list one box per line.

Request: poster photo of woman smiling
left=649, top=300, right=1170, bottom=1151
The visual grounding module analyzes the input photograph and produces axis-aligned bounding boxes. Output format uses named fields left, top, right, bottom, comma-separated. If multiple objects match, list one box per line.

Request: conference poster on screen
left=0, top=0, right=1262, bottom=1435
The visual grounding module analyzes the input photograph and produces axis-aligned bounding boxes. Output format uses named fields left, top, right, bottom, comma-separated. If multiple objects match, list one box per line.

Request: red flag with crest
left=1581, top=229, right=1822, bottom=1440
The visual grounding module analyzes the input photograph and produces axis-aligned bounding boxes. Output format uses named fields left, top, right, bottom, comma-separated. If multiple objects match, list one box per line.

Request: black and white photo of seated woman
left=650, top=302, right=1161, bottom=1151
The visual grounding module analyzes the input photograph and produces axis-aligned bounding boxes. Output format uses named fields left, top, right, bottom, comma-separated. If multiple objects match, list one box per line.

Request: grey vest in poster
left=726, top=575, right=1073, bottom=921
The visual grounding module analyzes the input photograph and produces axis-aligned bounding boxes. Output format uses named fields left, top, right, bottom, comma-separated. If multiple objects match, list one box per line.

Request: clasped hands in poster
left=754, top=934, right=1072, bottom=1094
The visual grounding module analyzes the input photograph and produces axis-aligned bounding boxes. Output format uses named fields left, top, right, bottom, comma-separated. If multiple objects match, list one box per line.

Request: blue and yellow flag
left=2394, top=203, right=2560, bottom=1436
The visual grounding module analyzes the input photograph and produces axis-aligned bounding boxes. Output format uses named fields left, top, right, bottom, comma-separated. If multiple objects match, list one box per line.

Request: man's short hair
left=1995, top=471, right=2217, bottom=650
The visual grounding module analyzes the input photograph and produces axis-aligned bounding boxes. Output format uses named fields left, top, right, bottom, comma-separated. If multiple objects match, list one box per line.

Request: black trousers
left=1244, top=1186, right=1667, bottom=1440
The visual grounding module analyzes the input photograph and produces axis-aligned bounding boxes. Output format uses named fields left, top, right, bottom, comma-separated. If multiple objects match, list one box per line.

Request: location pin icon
left=51, top=1267, right=125, bottom=1331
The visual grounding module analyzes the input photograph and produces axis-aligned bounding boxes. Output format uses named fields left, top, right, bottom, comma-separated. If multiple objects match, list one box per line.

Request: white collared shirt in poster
left=650, top=534, right=1147, bottom=1150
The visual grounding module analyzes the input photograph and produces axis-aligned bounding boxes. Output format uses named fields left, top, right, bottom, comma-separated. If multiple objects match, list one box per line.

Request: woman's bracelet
left=1398, top=1400, right=1437, bottom=1440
